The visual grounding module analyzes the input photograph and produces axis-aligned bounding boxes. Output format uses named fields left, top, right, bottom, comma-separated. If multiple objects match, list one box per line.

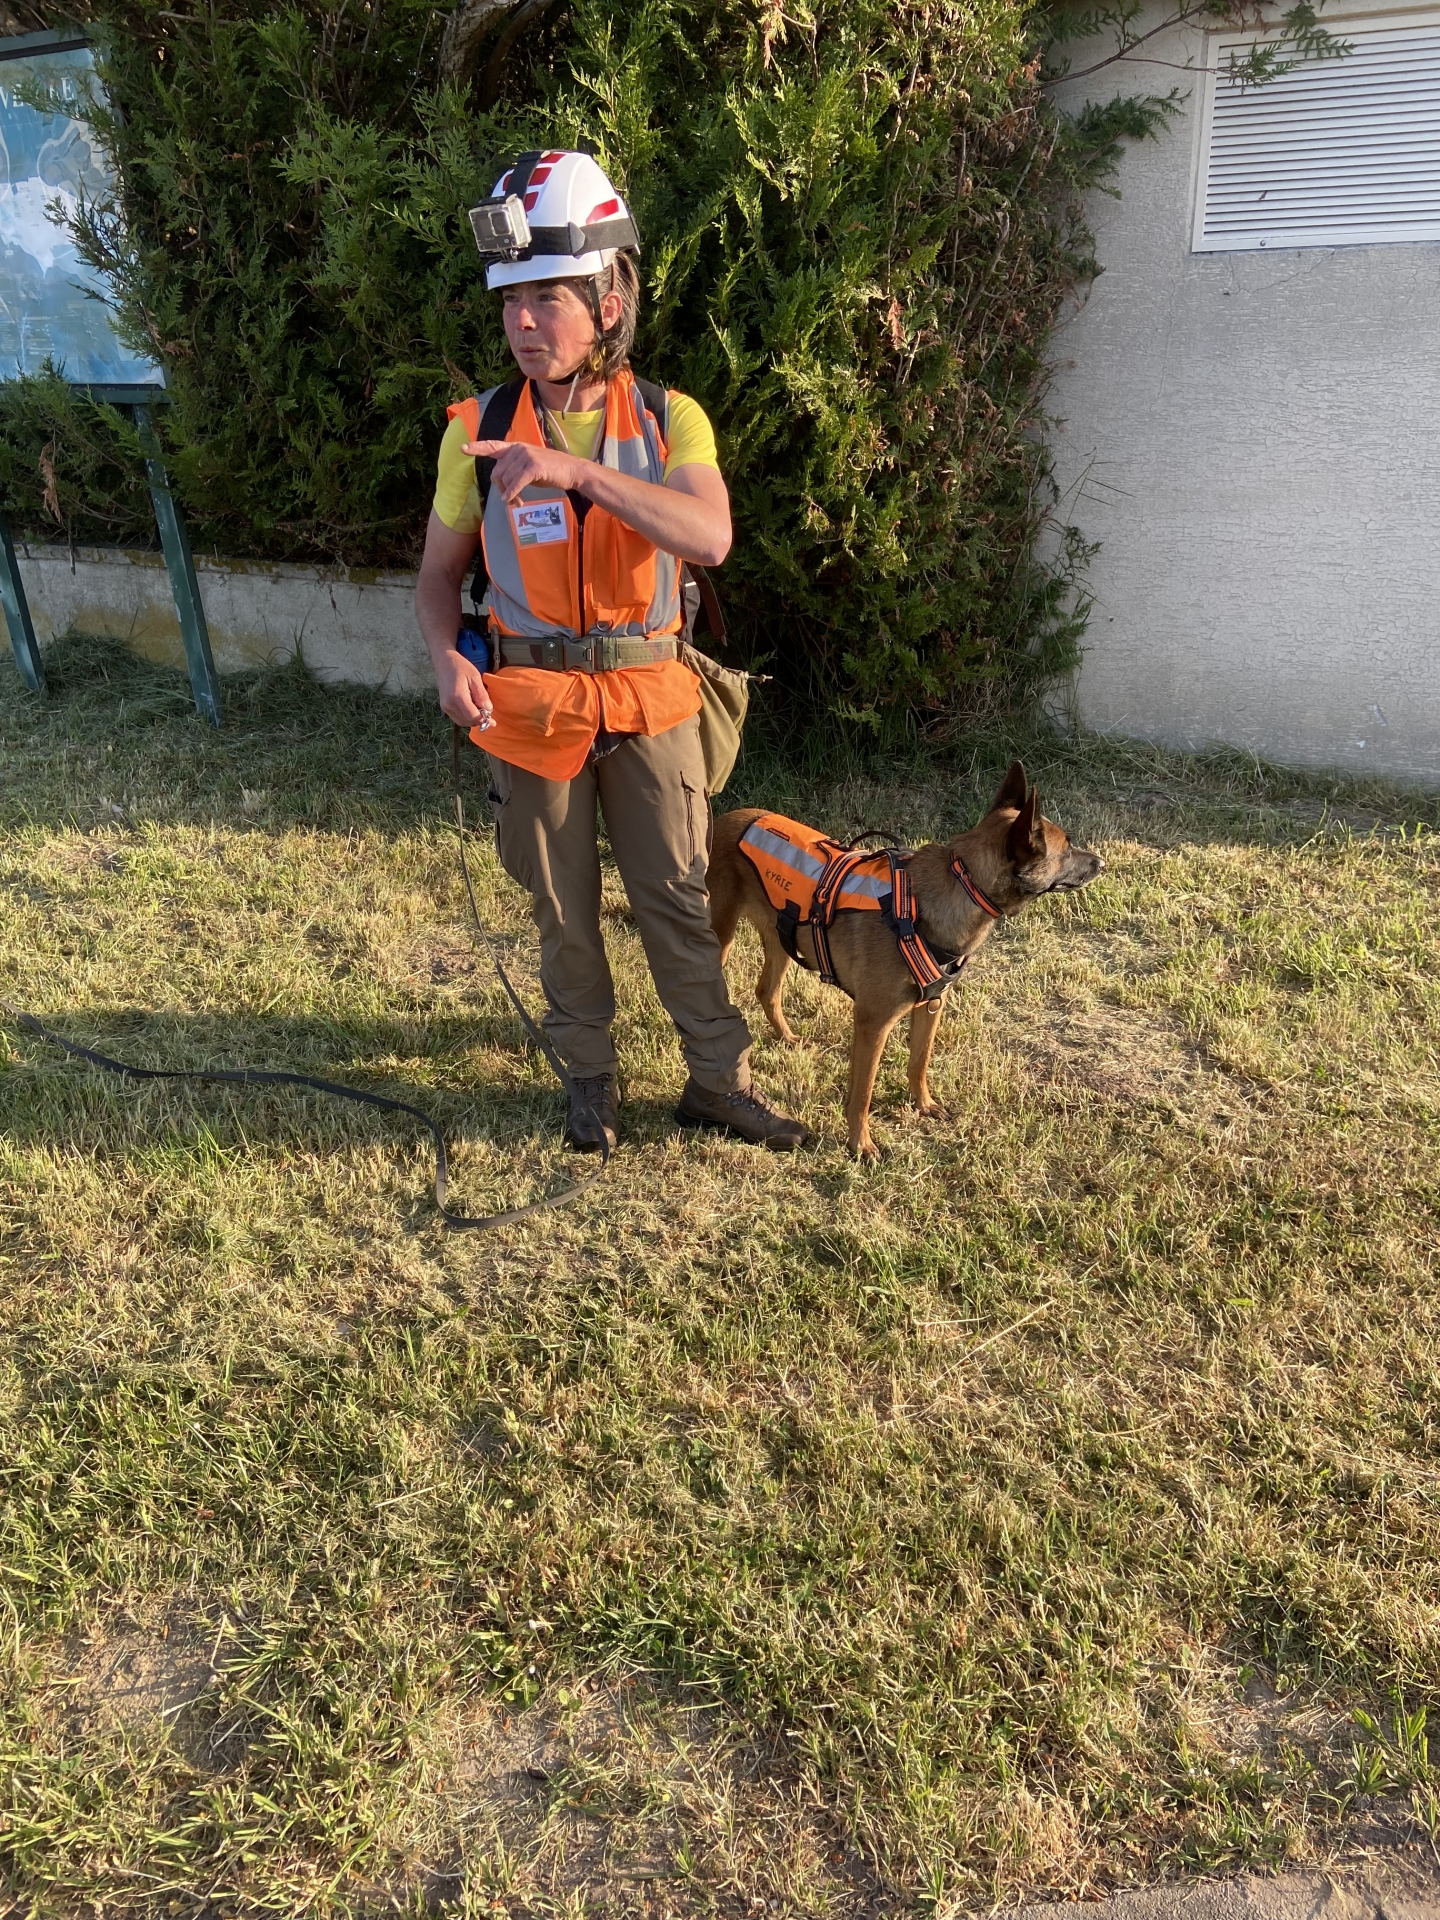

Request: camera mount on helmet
left=469, top=193, right=532, bottom=263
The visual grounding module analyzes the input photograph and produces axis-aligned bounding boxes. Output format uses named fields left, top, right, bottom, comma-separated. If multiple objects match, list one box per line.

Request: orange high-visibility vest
left=738, top=813, right=989, bottom=1000
left=447, top=372, right=700, bottom=780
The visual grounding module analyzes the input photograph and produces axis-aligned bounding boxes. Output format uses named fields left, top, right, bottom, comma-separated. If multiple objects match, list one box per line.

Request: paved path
left=990, top=1847, right=1440, bottom=1919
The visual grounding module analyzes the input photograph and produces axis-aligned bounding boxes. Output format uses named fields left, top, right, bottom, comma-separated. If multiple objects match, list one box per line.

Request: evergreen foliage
left=2, top=0, right=1144, bottom=714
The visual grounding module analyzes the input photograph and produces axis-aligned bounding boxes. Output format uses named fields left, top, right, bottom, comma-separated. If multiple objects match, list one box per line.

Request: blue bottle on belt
left=456, top=619, right=494, bottom=674
left=456, top=619, right=495, bottom=730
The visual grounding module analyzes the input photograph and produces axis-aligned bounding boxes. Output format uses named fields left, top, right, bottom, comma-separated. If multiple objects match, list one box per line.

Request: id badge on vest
left=511, top=497, right=568, bottom=548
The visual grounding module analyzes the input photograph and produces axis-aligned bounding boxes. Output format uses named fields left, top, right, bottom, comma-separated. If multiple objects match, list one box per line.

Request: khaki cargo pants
left=485, top=715, right=752, bottom=1094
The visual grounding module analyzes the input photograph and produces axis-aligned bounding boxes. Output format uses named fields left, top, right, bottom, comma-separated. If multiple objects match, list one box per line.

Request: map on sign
left=0, top=40, right=161, bottom=387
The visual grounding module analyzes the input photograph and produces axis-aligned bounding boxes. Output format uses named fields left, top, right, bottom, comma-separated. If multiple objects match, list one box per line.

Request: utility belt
left=454, top=608, right=749, bottom=797
left=499, top=635, right=679, bottom=673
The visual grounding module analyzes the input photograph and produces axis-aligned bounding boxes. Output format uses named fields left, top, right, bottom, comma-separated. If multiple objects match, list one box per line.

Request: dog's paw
left=913, top=1098, right=950, bottom=1121
left=850, top=1137, right=883, bottom=1164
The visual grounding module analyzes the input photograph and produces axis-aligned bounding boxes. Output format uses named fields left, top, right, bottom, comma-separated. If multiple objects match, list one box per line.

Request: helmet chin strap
left=584, top=270, right=608, bottom=340
left=547, top=266, right=617, bottom=406
left=580, top=260, right=618, bottom=379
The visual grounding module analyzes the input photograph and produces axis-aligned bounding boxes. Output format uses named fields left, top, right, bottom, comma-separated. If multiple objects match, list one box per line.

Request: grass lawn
left=2, top=637, right=1439, bottom=1918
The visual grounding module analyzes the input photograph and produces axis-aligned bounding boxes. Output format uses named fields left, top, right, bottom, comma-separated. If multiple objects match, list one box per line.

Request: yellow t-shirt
left=432, top=389, right=718, bottom=535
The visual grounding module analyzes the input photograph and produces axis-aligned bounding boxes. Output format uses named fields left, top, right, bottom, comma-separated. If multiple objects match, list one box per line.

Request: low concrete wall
left=12, top=541, right=433, bottom=695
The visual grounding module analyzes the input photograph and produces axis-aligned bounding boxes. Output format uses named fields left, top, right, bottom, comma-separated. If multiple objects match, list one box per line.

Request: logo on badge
left=513, top=501, right=567, bottom=547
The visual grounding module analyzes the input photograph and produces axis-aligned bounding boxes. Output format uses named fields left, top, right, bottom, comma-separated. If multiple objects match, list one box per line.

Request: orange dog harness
left=737, top=813, right=998, bottom=1001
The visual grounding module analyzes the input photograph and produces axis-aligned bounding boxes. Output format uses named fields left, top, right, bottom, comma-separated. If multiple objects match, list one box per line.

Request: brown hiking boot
left=565, top=1073, right=618, bottom=1153
left=675, top=1078, right=809, bottom=1151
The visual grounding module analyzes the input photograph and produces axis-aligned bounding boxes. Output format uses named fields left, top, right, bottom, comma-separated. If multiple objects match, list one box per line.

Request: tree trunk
left=438, top=0, right=513, bottom=85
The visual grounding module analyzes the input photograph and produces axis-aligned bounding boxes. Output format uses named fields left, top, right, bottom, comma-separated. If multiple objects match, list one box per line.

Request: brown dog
left=708, top=762, right=1104, bottom=1158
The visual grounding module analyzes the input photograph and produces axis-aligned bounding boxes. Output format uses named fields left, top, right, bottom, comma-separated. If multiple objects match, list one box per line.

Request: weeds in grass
left=1, top=639, right=1438, bottom=1913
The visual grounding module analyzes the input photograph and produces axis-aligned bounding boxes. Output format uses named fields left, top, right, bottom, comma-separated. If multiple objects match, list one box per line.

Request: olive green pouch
left=679, top=640, right=751, bottom=795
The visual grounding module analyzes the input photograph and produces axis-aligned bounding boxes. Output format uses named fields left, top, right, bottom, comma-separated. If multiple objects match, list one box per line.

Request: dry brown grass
left=1, top=641, right=1438, bottom=1915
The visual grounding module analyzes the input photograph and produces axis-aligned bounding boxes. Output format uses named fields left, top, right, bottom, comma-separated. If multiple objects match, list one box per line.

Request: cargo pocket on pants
left=681, top=774, right=706, bottom=871
left=486, top=777, right=531, bottom=891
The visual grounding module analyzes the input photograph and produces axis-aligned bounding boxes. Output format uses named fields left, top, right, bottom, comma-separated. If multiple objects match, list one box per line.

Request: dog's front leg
left=756, top=925, right=799, bottom=1044
left=846, top=1011, right=901, bottom=1160
left=906, top=996, right=945, bottom=1116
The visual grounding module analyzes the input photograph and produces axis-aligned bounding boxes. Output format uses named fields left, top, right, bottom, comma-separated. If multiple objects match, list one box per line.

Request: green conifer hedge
left=3, top=0, right=1138, bottom=715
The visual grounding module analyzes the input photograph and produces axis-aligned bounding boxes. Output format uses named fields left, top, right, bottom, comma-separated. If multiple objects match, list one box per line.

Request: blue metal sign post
left=0, top=515, right=44, bottom=693
left=133, top=401, right=222, bottom=728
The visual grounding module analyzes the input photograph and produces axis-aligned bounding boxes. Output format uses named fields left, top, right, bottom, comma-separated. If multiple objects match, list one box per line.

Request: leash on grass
left=0, top=1000, right=506, bottom=1226
left=1, top=735, right=609, bottom=1231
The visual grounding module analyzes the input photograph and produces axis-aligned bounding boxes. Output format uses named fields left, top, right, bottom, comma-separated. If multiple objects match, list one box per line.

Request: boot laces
left=730, top=1085, right=775, bottom=1116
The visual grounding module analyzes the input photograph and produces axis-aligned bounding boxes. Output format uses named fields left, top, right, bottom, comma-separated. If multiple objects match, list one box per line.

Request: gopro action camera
left=468, top=194, right=531, bottom=262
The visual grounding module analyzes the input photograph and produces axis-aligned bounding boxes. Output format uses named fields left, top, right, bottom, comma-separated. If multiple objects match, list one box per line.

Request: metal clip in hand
left=457, top=621, right=495, bottom=729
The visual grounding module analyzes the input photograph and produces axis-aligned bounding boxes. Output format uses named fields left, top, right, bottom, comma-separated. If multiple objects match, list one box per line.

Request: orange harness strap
left=780, top=842, right=969, bottom=1004
left=951, top=853, right=1001, bottom=918
left=888, top=859, right=956, bottom=995
left=737, top=815, right=1001, bottom=1003
left=807, top=846, right=871, bottom=984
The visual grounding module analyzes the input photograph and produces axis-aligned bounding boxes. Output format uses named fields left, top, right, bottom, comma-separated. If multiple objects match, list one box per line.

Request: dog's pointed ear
left=1008, top=786, right=1046, bottom=863
left=990, top=760, right=1027, bottom=814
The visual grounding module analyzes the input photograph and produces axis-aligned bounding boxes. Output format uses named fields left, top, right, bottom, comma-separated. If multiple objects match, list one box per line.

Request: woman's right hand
left=435, top=649, right=494, bottom=732
left=414, top=512, right=494, bottom=731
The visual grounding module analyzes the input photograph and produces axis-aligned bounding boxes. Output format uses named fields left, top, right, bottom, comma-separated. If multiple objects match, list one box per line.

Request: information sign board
left=0, top=34, right=161, bottom=389
left=0, top=31, right=220, bottom=723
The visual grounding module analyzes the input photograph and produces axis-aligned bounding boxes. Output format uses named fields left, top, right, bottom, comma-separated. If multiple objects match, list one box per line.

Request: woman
left=414, top=149, right=806, bottom=1154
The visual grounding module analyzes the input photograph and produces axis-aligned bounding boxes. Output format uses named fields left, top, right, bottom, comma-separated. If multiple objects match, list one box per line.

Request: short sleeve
left=433, top=412, right=484, bottom=535
left=662, top=393, right=720, bottom=476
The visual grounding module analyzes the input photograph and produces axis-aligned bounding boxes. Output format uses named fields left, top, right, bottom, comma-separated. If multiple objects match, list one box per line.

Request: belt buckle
left=577, top=634, right=619, bottom=671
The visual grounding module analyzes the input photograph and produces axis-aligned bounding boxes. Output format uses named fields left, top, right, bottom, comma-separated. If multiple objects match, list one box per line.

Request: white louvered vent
left=1194, top=12, right=1440, bottom=251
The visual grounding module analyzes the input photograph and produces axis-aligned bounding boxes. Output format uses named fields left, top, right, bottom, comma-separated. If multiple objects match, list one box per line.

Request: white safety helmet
left=468, top=149, right=640, bottom=292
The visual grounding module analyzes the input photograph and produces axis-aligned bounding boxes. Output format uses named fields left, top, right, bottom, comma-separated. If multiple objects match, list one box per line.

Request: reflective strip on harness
left=738, top=812, right=967, bottom=1001
left=741, top=822, right=891, bottom=906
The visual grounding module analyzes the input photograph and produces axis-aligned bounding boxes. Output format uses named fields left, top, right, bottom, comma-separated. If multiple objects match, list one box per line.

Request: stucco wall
left=1046, top=2, right=1440, bottom=784
left=9, top=542, right=432, bottom=695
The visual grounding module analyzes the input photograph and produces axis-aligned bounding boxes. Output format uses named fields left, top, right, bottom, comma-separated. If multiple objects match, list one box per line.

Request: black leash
left=2, top=1000, right=513, bottom=1229
left=842, top=827, right=909, bottom=852
left=3, top=732, right=610, bottom=1231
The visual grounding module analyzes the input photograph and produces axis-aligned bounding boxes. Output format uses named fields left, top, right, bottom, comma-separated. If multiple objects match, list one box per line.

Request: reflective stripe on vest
left=447, top=372, right=682, bottom=643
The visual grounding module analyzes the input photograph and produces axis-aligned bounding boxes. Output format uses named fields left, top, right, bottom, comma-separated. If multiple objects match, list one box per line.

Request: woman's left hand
left=463, top=439, right=581, bottom=505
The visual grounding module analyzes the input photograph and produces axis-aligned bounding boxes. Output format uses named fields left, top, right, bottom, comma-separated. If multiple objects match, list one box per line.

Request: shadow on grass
left=2, top=1004, right=734, bottom=1199
left=1, top=1002, right=575, bottom=1164
left=5, top=995, right=842, bottom=1238
left=4, top=632, right=1436, bottom=849
left=2, top=635, right=457, bottom=836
